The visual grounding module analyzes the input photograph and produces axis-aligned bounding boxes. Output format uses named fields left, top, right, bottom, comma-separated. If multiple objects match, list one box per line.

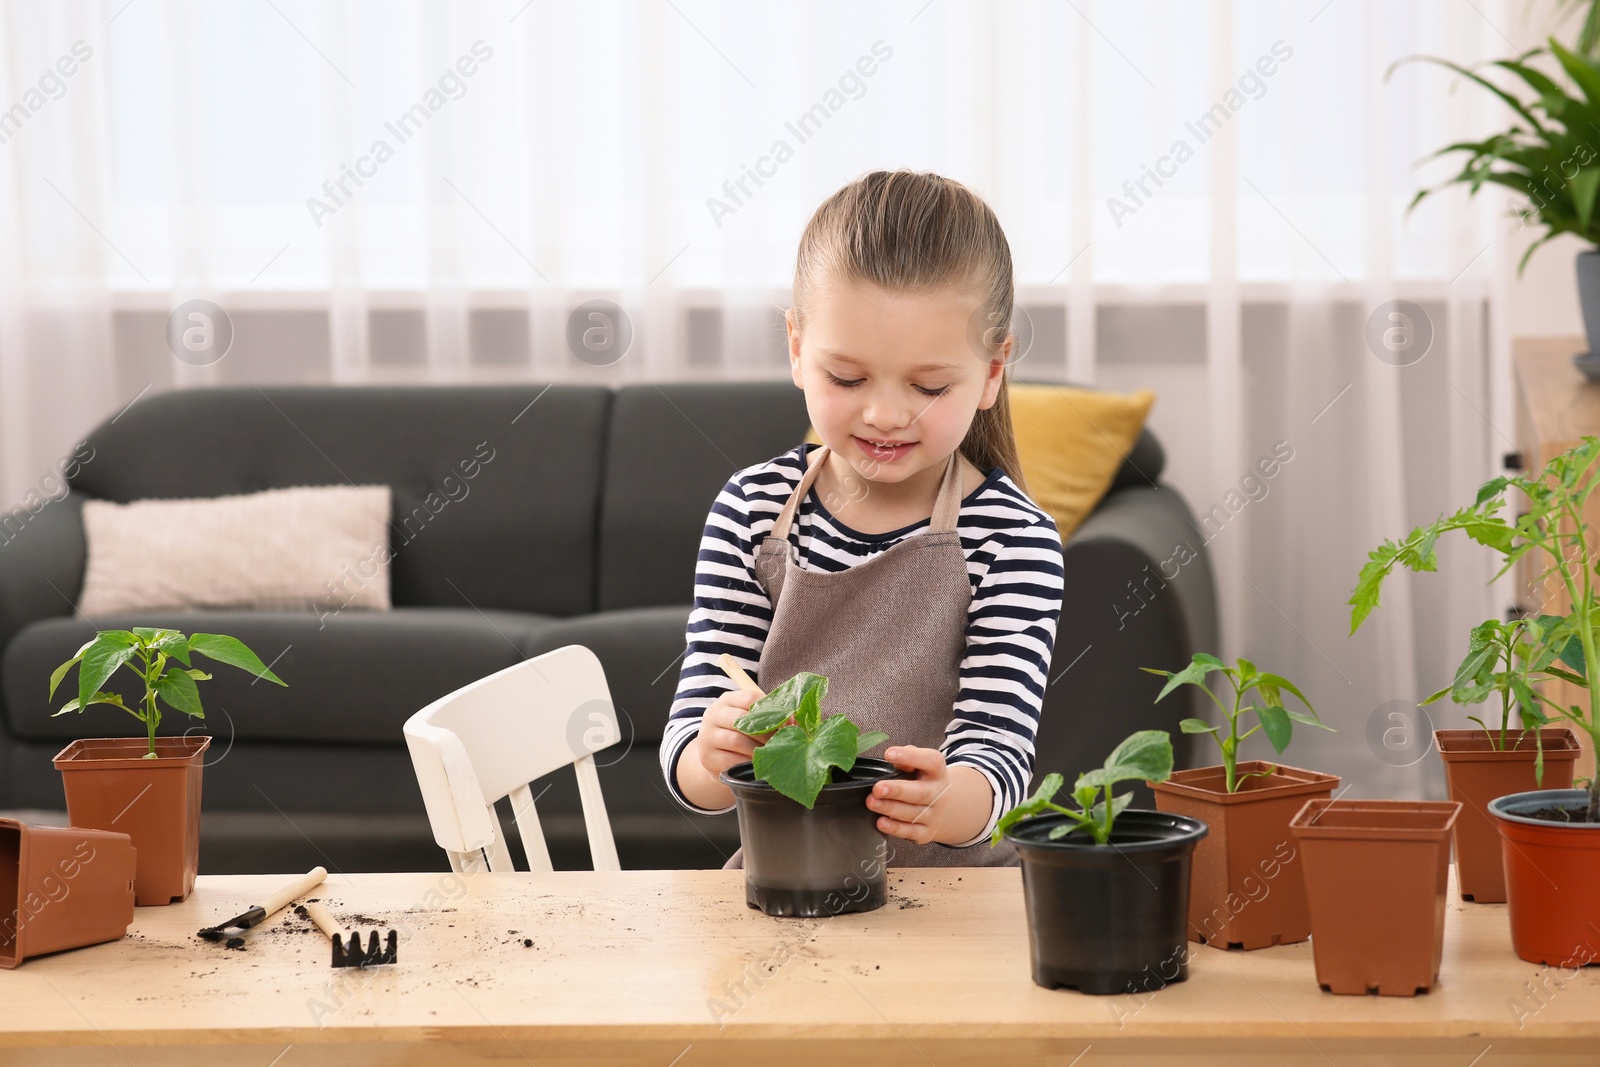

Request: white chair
left=403, top=644, right=622, bottom=872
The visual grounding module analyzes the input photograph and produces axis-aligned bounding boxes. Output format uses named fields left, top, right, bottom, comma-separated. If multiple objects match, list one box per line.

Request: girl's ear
left=977, top=342, right=1008, bottom=410
left=786, top=309, right=804, bottom=385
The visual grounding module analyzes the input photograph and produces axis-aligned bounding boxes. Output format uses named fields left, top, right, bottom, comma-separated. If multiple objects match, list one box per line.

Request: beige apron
left=721, top=443, right=1021, bottom=870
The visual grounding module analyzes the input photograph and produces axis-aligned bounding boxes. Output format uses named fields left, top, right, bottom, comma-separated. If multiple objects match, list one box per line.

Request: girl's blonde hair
left=789, top=169, right=1027, bottom=492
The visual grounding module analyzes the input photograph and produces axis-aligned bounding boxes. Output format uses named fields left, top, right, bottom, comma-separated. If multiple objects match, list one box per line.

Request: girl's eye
left=825, top=371, right=949, bottom=398
left=915, top=384, right=951, bottom=398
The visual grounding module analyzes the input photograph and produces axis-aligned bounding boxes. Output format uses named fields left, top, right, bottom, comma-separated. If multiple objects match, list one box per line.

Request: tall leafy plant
left=1397, top=35, right=1600, bottom=273
left=1141, top=654, right=1332, bottom=793
left=1350, top=437, right=1600, bottom=821
left=50, top=627, right=286, bottom=758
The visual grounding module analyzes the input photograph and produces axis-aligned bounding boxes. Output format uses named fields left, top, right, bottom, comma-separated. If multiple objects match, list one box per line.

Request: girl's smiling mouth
left=853, top=435, right=917, bottom=461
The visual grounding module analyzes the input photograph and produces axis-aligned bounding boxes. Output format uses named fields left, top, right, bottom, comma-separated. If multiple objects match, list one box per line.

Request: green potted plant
left=1420, top=617, right=1581, bottom=902
left=1139, top=655, right=1337, bottom=951
left=990, top=729, right=1207, bottom=995
left=1350, top=436, right=1600, bottom=967
left=49, top=627, right=286, bottom=905
left=1398, top=32, right=1600, bottom=367
left=719, top=671, right=896, bottom=917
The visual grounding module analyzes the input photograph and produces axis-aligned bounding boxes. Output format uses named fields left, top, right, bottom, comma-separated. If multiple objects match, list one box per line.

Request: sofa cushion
left=596, top=382, right=813, bottom=611
left=70, top=385, right=611, bottom=617
left=3, top=608, right=562, bottom=745
left=77, top=484, right=394, bottom=615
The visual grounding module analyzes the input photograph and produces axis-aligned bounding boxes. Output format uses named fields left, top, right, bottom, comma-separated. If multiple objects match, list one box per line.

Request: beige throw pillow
left=77, top=485, right=393, bottom=616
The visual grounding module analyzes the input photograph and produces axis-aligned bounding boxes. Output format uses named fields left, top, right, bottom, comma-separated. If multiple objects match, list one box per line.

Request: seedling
left=990, top=729, right=1174, bottom=846
left=50, top=627, right=286, bottom=758
left=1141, top=654, right=1333, bottom=793
left=1351, top=435, right=1600, bottom=820
left=733, top=671, right=888, bottom=809
left=1420, top=616, right=1580, bottom=782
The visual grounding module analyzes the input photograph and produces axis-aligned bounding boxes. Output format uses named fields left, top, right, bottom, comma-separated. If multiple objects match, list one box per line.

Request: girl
left=661, top=169, right=1065, bottom=869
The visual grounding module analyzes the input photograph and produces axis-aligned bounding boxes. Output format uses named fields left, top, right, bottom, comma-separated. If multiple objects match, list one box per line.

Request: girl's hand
left=868, top=745, right=959, bottom=845
left=694, top=688, right=769, bottom=779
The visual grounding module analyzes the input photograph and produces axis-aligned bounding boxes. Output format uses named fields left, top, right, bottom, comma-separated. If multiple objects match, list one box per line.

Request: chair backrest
left=402, top=644, right=621, bottom=872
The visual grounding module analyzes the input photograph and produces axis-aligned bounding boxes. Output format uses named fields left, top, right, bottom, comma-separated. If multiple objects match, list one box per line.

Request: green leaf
left=1255, top=672, right=1314, bottom=713
left=47, top=639, right=95, bottom=700
left=1255, top=703, right=1292, bottom=754
left=737, top=671, right=825, bottom=735
left=750, top=713, right=862, bottom=809
left=50, top=692, right=128, bottom=717
left=794, top=684, right=822, bottom=735
left=990, top=773, right=1064, bottom=844
left=855, top=730, right=888, bottom=755
left=76, top=632, right=140, bottom=715
left=1144, top=654, right=1225, bottom=702
left=1283, top=707, right=1336, bottom=731
left=1179, top=717, right=1218, bottom=734
left=153, top=667, right=204, bottom=718
left=1085, top=790, right=1134, bottom=824
left=186, top=634, right=285, bottom=686
left=1078, top=729, right=1174, bottom=789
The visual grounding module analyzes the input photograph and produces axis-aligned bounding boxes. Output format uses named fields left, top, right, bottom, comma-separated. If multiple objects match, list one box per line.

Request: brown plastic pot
left=1149, top=761, right=1338, bottom=950
left=1436, top=728, right=1580, bottom=903
left=0, top=818, right=137, bottom=968
left=1288, top=798, right=1459, bottom=996
left=53, top=736, right=210, bottom=906
left=1489, top=789, right=1600, bottom=968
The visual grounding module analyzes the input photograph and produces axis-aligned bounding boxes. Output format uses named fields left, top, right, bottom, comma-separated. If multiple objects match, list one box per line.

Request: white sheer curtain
left=0, top=0, right=1511, bottom=799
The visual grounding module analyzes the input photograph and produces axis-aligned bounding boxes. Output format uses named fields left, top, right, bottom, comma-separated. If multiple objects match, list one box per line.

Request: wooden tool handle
left=302, top=901, right=345, bottom=942
left=717, top=654, right=766, bottom=698
left=261, top=867, right=327, bottom=918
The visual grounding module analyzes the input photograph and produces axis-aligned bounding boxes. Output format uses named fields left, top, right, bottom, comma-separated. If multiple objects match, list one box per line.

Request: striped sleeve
left=938, top=511, right=1065, bottom=848
left=660, top=466, right=776, bottom=815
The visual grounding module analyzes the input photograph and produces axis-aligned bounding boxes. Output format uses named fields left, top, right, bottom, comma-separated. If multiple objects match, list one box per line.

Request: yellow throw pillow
left=800, top=383, right=1154, bottom=538
left=1008, top=384, right=1154, bottom=537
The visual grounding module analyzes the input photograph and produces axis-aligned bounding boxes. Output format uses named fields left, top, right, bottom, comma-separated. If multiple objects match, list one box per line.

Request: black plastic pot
left=1004, top=809, right=1209, bottom=995
left=720, top=757, right=907, bottom=917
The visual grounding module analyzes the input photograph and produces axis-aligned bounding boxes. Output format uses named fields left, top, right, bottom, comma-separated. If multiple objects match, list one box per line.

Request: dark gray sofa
left=0, top=382, right=1217, bottom=872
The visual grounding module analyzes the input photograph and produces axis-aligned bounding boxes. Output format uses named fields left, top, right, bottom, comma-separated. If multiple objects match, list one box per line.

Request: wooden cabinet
left=1513, top=337, right=1600, bottom=783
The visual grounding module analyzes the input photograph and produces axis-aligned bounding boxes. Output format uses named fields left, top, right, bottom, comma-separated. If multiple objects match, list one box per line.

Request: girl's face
left=787, top=278, right=1007, bottom=493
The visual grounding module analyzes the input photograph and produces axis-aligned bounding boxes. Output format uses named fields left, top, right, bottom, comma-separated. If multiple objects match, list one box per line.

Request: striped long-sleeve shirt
left=660, top=443, right=1065, bottom=848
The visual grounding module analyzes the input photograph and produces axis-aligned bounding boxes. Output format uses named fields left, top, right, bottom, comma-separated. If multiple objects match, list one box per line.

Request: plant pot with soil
left=1351, top=436, right=1600, bottom=961
left=719, top=670, right=900, bottom=917
left=1288, top=798, right=1460, bottom=996
left=1421, top=617, right=1583, bottom=902
left=48, top=628, right=286, bottom=905
left=993, top=729, right=1208, bottom=995
left=1142, top=654, right=1337, bottom=950
left=0, top=818, right=138, bottom=968
left=1490, top=789, right=1600, bottom=967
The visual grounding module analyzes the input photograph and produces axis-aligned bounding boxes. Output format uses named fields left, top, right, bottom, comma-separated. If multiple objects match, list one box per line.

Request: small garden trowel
left=197, top=866, right=327, bottom=943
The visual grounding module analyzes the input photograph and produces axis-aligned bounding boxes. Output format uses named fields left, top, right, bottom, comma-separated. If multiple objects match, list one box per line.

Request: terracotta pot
left=1288, top=798, right=1459, bottom=996
left=1149, top=761, right=1338, bottom=950
left=53, top=736, right=210, bottom=906
left=0, top=818, right=137, bottom=968
left=1004, top=809, right=1208, bottom=995
left=1489, top=788, right=1600, bottom=968
left=1436, top=728, right=1580, bottom=903
left=720, top=758, right=907, bottom=917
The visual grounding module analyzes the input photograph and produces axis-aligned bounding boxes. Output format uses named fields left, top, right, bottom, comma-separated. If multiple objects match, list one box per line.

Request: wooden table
left=1, top=866, right=1596, bottom=1066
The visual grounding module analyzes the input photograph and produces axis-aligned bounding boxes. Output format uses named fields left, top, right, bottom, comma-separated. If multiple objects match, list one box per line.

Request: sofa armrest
left=1070, top=484, right=1219, bottom=658
left=0, top=492, right=87, bottom=670
left=1034, top=485, right=1220, bottom=802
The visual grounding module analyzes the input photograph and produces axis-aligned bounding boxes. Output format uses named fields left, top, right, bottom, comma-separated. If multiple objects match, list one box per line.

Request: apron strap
left=771, top=444, right=967, bottom=542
